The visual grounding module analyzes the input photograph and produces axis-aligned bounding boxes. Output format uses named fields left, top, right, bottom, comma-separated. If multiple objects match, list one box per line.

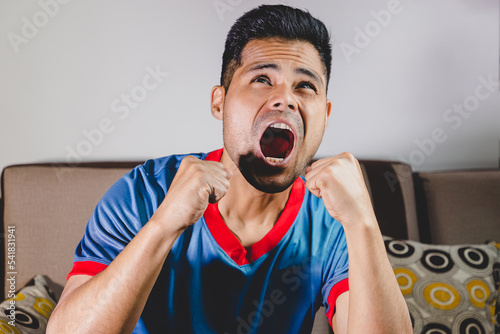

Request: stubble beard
left=236, top=152, right=302, bottom=193
left=223, top=112, right=316, bottom=193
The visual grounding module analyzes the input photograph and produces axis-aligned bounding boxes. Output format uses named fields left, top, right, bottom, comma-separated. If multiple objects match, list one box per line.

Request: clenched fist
left=305, top=152, right=377, bottom=228
left=150, top=155, right=232, bottom=234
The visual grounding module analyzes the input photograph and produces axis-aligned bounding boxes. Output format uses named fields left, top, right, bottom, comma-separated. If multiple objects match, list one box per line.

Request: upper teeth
left=270, top=123, right=291, bottom=131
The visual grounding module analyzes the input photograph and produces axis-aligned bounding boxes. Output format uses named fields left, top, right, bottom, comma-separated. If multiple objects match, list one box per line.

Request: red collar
left=203, top=149, right=305, bottom=266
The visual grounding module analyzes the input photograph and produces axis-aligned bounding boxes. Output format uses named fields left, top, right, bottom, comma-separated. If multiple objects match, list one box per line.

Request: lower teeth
left=265, top=157, right=284, bottom=163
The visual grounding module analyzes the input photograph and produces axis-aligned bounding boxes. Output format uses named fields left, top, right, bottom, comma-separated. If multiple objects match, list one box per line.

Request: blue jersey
left=69, top=149, right=349, bottom=333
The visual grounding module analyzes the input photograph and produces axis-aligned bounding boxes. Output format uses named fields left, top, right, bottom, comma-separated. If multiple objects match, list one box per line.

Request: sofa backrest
left=360, top=160, right=420, bottom=241
left=414, top=169, right=500, bottom=244
left=0, top=162, right=141, bottom=300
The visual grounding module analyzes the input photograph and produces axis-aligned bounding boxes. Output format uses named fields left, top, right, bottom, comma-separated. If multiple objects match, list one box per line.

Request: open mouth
left=259, top=122, right=295, bottom=164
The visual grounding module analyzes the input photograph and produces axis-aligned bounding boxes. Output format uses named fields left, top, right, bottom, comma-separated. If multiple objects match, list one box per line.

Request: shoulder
left=86, top=151, right=212, bottom=234
left=140, top=151, right=210, bottom=179
left=110, top=151, right=210, bottom=191
left=96, top=151, right=210, bottom=213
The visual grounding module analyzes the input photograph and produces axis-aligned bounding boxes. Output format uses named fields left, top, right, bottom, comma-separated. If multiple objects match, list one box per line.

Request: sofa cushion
left=0, top=275, right=57, bottom=333
left=384, top=236, right=500, bottom=334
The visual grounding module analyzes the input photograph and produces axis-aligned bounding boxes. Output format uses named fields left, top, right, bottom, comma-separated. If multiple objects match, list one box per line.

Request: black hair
left=220, top=5, right=332, bottom=92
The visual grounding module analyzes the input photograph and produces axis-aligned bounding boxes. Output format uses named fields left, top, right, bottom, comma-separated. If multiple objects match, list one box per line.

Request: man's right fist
left=150, top=155, right=232, bottom=233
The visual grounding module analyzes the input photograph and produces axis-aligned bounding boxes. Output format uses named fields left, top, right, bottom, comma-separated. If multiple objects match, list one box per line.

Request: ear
left=211, top=85, right=225, bottom=120
left=325, top=99, right=332, bottom=127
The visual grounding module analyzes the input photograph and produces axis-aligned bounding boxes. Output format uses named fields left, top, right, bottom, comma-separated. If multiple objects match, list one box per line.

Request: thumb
left=306, top=179, right=322, bottom=198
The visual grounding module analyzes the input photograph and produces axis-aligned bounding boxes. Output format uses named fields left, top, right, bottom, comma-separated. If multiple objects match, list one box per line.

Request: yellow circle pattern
left=394, top=268, right=418, bottom=295
left=33, top=297, right=55, bottom=318
left=6, top=293, right=25, bottom=302
left=0, top=320, right=20, bottom=334
left=423, top=282, right=461, bottom=310
left=466, top=279, right=490, bottom=308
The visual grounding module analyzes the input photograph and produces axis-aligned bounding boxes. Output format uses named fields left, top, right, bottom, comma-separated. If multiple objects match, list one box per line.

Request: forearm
left=47, top=219, right=182, bottom=334
left=344, top=219, right=412, bottom=334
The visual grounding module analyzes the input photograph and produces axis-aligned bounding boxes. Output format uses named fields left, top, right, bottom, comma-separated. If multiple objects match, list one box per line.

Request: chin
left=249, top=179, right=295, bottom=194
left=237, top=153, right=301, bottom=193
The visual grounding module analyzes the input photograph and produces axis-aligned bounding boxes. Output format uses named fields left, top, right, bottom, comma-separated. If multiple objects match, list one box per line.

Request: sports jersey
left=68, top=149, right=349, bottom=334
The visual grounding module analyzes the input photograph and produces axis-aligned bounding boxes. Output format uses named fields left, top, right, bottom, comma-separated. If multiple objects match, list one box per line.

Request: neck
left=217, top=149, right=293, bottom=246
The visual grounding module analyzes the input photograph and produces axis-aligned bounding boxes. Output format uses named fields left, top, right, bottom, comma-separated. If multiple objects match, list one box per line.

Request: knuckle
left=179, top=156, right=196, bottom=170
left=341, top=152, right=357, bottom=162
left=317, top=176, right=329, bottom=189
left=182, top=155, right=195, bottom=164
left=196, top=184, right=210, bottom=201
left=338, top=151, right=349, bottom=159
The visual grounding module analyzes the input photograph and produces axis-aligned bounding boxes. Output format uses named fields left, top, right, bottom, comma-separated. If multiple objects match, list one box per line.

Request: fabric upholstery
left=1, top=163, right=139, bottom=299
left=414, top=170, right=500, bottom=244
left=360, top=160, right=419, bottom=241
left=310, top=310, right=333, bottom=334
left=384, top=236, right=500, bottom=334
left=0, top=274, right=58, bottom=333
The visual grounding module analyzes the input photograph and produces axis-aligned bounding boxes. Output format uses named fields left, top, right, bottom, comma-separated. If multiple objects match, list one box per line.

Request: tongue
left=260, top=128, right=292, bottom=159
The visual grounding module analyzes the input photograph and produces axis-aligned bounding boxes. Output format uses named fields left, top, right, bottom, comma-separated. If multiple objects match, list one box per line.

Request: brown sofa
left=1, top=158, right=499, bottom=333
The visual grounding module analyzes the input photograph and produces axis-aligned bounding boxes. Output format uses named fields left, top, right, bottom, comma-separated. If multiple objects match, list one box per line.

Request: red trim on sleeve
left=203, top=148, right=305, bottom=266
left=326, top=278, right=349, bottom=327
left=67, top=261, right=108, bottom=280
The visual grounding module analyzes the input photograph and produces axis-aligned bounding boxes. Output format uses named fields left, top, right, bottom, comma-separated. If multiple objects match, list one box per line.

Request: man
left=47, top=5, right=412, bottom=334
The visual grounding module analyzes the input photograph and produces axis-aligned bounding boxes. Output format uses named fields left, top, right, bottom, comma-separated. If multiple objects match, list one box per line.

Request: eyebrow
left=246, top=63, right=324, bottom=87
left=296, top=67, right=323, bottom=86
left=246, top=63, right=278, bottom=73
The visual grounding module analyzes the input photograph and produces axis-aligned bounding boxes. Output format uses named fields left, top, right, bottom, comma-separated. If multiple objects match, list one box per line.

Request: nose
left=268, top=84, right=297, bottom=111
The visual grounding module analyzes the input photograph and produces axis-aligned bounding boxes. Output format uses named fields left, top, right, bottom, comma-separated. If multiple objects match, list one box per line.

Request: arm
left=47, top=156, right=231, bottom=334
left=305, top=153, right=412, bottom=334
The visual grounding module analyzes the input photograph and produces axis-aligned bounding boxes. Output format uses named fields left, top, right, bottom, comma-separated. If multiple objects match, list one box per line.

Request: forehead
left=238, top=38, right=326, bottom=81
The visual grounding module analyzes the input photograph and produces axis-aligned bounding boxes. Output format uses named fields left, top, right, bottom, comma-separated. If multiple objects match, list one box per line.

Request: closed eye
left=296, top=81, right=317, bottom=93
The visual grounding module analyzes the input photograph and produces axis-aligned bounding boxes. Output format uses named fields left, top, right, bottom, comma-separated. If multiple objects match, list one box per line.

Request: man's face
left=212, top=38, right=332, bottom=193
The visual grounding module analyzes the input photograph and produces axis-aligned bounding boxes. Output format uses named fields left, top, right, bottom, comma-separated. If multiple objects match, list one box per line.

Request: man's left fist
left=304, top=152, right=377, bottom=227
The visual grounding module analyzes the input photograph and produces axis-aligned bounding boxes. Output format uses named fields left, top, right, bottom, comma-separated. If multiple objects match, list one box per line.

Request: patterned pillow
left=0, top=275, right=58, bottom=334
left=383, top=236, right=500, bottom=334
